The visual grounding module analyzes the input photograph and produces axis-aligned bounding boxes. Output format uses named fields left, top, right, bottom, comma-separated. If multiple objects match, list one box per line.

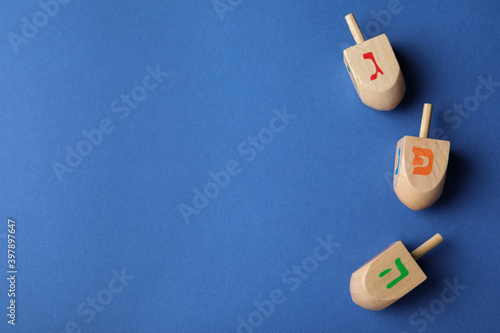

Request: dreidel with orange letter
left=350, top=234, right=443, bottom=310
left=393, top=103, right=450, bottom=210
left=343, top=13, right=406, bottom=110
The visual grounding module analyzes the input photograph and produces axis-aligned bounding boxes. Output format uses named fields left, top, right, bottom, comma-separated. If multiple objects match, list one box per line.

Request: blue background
left=1, top=0, right=499, bottom=332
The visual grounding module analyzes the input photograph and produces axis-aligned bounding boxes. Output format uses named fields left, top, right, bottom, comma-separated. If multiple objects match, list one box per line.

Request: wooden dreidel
left=394, top=104, right=450, bottom=210
left=350, top=233, right=443, bottom=311
left=343, top=13, right=406, bottom=110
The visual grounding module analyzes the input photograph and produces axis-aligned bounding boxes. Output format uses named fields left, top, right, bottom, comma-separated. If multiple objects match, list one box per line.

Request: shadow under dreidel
left=430, top=151, right=467, bottom=209
left=393, top=48, right=426, bottom=109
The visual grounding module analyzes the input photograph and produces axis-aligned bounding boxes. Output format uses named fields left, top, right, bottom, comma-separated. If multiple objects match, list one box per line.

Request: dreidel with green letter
left=394, top=103, right=450, bottom=210
left=350, top=234, right=443, bottom=310
left=343, top=13, right=406, bottom=110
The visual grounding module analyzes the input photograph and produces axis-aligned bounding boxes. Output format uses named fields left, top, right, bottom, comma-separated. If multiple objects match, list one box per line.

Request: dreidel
left=350, top=233, right=443, bottom=311
left=394, top=103, right=450, bottom=210
left=343, top=13, right=406, bottom=110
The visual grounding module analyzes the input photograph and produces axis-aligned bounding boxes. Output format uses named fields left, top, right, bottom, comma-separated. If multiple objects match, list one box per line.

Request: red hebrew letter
left=363, top=52, right=384, bottom=81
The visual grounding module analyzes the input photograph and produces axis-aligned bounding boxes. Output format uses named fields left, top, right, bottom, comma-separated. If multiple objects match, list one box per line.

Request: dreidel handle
left=345, top=14, right=365, bottom=44
left=419, top=103, right=433, bottom=138
left=411, top=233, right=443, bottom=260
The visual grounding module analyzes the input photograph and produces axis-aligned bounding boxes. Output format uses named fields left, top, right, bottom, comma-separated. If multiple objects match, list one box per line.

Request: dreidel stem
left=345, top=14, right=365, bottom=44
left=419, top=103, right=433, bottom=138
left=411, top=233, right=443, bottom=260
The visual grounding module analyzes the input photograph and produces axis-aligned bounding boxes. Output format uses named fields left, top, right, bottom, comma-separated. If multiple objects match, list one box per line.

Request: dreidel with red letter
left=350, top=234, right=443, bottom=311
left=394, top=103, right=450, bottom=210
left=343, top=13, right=406, bottom=110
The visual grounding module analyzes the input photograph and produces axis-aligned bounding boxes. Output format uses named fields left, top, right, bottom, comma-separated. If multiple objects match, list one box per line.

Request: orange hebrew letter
left=412, top=147, right=433, bottom=176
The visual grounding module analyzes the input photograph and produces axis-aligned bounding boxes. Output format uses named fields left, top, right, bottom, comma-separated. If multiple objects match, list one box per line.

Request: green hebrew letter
left=379, top=258, right=409, bottom=289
